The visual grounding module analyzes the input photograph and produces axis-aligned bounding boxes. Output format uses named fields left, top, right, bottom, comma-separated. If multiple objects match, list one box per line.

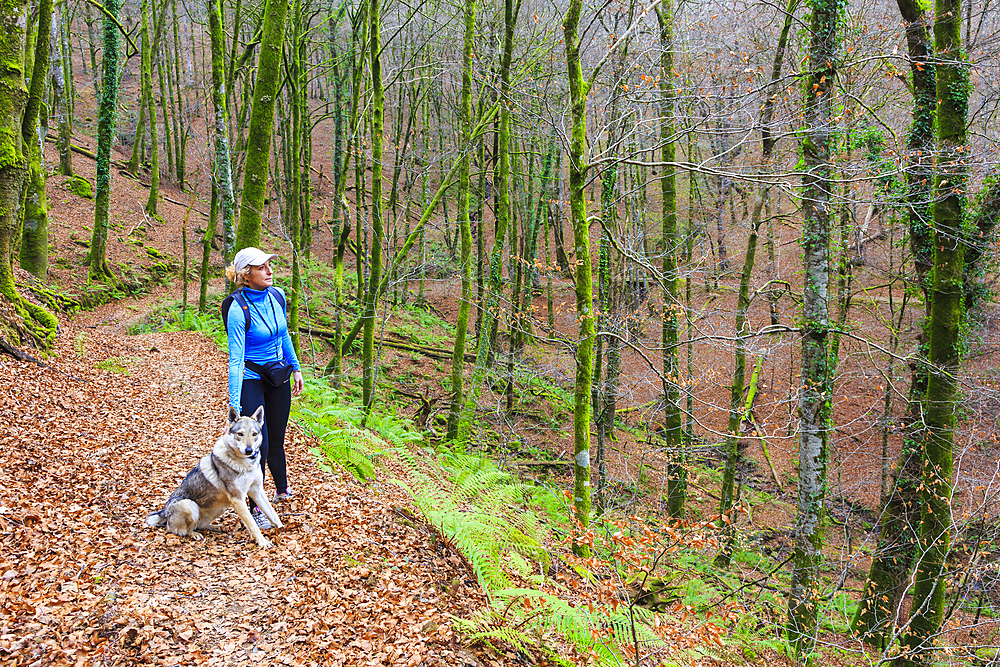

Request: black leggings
left=240, top=379, right=291, bottom=500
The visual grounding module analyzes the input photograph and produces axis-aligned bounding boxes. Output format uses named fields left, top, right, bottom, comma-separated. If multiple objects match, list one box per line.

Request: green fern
left=364, top=411, right=423, bottom=448
left=293, top=383, right=385, bottom=480
left=298, top=413, right=382, bottom=481
left=128, top=302, right=229, bottom=349
left=392, top=450, right=551, bottom=592
left=452, top=594, right=580, bottom=666
left=453, top=588, right=650, bottom=664
left=395, top=473, right=513, bottom=590
left=291, top=381, right=427, bottom=480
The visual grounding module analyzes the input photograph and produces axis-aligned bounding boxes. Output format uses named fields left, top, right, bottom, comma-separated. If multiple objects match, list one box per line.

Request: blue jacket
left=225, top=286, right=301, bottom=411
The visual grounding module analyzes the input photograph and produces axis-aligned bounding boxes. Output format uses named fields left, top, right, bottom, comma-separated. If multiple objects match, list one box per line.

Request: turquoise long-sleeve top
left=225, top=286, right=301, bottom=411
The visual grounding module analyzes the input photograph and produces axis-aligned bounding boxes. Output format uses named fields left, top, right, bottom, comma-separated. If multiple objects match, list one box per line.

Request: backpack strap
left=222, top=288, right=252, bottom=332
left=266, top=286, right=287, bottom=314
left=223, top=287, right=285, bottom=332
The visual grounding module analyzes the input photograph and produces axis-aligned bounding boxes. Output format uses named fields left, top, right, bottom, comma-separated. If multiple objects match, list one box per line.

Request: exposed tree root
left=0, top=285, right=58, bottom=352
left=0, top=335, right=46, bottom=365
left=86, top=256, right=118, bottom=284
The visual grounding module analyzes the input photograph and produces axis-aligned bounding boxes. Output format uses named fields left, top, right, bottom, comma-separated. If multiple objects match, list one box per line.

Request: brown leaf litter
left=0, top=311, right=500, bottom=666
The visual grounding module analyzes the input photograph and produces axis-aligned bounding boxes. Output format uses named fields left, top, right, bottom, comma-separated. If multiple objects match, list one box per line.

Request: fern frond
left=365, top=411, right=423, bottom=447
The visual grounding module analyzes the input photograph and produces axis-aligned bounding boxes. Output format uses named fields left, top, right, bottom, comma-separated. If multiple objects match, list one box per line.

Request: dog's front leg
left=248, top=484, right=284, bottom=530
left=231, top=497, right=273, bottom=549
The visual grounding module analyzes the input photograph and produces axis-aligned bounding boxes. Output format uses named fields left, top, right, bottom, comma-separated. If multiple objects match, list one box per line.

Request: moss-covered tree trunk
left=141, top=0, right=160, bottom=215
left=234, top=0, right=289, bottom=250
left=445, top=0, right=476, bottom=440
left=297, top=23, right=311, bottom=260
left=563, top=0, right=593, bottom=555
left=18, top=0, right=53, bottom=278
left=896, top=0, right=967, bottom=662
left=456, top=0, right=518, bottom=445
left=322, top=0, right=359, bottom=386
left=852, top=0, right=935, bottom=645
left=595, top=152, right=614, bottom=511
left=326, top=7, right=346, bottom=379
left=478, top=3, right=520, bottom=365
left=594, top=20, right=631, bottom=507
left=287, top=0, right=303, bottom=357
left=787, top=0, right=837, bottom=660
left=0, top=0, right=56, bottom=348
left=88, top=0, right=123, bottom=282
left=170, top=0, right=185, bottom=186
left=200, top=182, right=218, bottom=312
left=655, top=0, right=683, bottom=518
left=517, top=145, right=544, bottom=350
left=715, top=195, right=765, bottom=568
left=127, top=90, right=147, bottom=175
left=474, top=114, right=485, bottom=336
left=156, top=41, right=174, bottom=180
left=50, top=6, right=71, bottom=176
left=361, top=0, right=384, bottom=416
left=206, top=0, right=235, bottom=266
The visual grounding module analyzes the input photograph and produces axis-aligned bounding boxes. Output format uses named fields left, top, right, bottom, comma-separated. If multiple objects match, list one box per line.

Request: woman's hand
left=292, top=370, right=304, bottom=396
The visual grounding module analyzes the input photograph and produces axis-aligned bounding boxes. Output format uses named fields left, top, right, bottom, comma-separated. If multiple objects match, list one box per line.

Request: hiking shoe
left=251, top=507, right=272, bottom=531
left=273, top=489, right=294, bottom=501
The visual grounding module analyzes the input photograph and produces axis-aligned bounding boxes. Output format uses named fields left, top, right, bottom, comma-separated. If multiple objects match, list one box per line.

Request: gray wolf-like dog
left=145, top=406, right=283, bottom=548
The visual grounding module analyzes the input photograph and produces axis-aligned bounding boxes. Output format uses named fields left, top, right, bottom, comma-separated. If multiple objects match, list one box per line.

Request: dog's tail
left=145, top=510, right=167, bottom=527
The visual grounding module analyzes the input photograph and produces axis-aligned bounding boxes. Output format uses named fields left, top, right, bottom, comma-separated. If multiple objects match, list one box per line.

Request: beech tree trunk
left=852, top=0, right=935, bottom=645
left=896, top=0, right=967, bottom=661
left=0, top=0, right=57, bottom=347
left=88, top=0, right=123, bottom=282
left=455, top=0, right=518, bottom=445
left=50, top=7, right=71, bottom=177
left=446, top=0, right=476, bottom=440
left=563, top=0, right=593, bottom=555
left=287, top=0, right=304, bottom=357
left=235, top=0, right=290, bottom=250
left=204, top=0, right=234, bottom=275
left=787, top=0, right=838, bottom=660
left=18, top=0, right=52, bottom=278
left=656, top=0, right=683, bottom=518
left=361, top=0, right=384, bottom=415
left=142, top=0, right=160, bottom=215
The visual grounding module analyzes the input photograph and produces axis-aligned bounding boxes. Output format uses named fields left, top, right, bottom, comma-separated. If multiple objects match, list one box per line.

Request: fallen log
left=513, top=460, right=571, bottom=468
left=44, top=134, right=97, bottom=160
left=303, top=323, right=476, bottom=363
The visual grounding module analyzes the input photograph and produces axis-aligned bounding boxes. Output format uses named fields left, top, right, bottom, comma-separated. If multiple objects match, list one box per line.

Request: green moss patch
left=65, top=176, right=94, bottom=199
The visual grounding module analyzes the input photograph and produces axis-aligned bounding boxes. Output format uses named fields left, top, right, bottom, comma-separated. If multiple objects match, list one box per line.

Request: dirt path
left=1, top=287, right=488, bottom=666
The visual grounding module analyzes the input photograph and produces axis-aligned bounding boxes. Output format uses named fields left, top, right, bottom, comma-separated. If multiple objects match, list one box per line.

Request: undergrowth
left=293, top=378, right=738, bottom=664
left=131, top=293, right=787, bottom=665
left=128, top=302, right=229, bottom=350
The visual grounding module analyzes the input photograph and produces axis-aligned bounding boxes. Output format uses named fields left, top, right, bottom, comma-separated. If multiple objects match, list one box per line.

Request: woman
left=224, top=247, right=304, bottom=530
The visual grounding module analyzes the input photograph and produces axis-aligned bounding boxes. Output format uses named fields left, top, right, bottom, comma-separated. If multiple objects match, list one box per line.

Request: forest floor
left=0, top=284, right=523, bottom=666
left=7, top=45, right=1000, bottom=666
left=0, top=130, right=796, bottom=667
left=0, top=155, right=906, bottom=667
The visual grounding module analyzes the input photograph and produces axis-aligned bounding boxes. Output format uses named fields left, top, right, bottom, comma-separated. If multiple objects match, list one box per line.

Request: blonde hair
left=225, top=264, right=252, bottom=286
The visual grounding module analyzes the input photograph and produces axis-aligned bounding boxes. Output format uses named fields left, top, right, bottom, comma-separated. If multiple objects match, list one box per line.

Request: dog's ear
left=252, top=405, right=265, bottom=427
left=228, top=406, right=240, bottom=425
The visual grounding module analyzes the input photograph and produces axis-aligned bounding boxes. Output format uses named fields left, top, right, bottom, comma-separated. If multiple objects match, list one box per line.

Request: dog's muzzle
left=245, top=447, right=258, bottom=458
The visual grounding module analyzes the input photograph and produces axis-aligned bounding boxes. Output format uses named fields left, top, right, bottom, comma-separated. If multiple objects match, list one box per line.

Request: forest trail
left=1, top=286, right=491, bottom=667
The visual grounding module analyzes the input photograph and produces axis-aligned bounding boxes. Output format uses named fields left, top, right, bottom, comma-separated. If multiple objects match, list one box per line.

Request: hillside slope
left=0, top=297, right=494, bottom=666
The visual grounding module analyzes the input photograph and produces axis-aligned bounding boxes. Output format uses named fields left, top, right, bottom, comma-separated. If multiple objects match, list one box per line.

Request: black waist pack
left=245, top=359, right=294, bottom=387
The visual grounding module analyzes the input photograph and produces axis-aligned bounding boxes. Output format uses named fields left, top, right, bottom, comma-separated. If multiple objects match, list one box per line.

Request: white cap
left=232, top=247, right=277, bottom=273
